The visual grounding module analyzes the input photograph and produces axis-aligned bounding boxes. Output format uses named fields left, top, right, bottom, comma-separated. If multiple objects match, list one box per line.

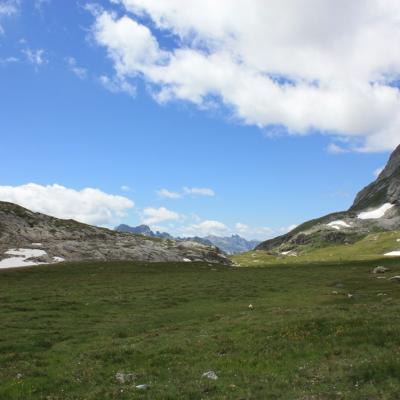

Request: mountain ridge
left=115, top=224, right=260, bottom=254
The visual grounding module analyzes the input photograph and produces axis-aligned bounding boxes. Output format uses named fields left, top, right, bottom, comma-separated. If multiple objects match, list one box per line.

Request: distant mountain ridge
left=115, top=224, right=260, bottom=254
left=256, top=143, right=400, bottom=254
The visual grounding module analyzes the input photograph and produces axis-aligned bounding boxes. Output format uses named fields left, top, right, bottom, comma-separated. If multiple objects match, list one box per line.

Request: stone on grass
left=202, top=371, right=218, bottom=380
left=372, top=266, right=390, bottom=274
left=115, top=372, right=136, bottom=384
left=136, top=384, right=150, bottom=390
left=389, top=275, right=400, bottom=282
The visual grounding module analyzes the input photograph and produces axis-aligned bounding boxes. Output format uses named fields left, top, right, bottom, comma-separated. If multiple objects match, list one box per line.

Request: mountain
left=116, top=224, right=174, bottom=239
left=203, top=234, right=260, bottom=254
left=115, top=224, right=260, bottom=254
left=0, top=201, right=231, bottom=268
left=256, top=144, right=400, bottom=254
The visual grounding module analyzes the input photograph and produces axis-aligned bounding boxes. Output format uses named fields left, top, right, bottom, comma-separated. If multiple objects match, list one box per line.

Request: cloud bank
left=91, top=0, right=400, bottom=152
left=0, top=183, right=134, bottom=226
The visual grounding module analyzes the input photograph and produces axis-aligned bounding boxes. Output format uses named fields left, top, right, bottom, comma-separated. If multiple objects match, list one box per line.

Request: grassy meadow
left=233, top=231, right=400, bottom=267
left=1, top=258, right=400, bottom=399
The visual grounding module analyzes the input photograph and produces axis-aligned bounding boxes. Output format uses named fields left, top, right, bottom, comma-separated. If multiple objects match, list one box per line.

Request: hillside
left=256, top=144, right=400, bottom=256
left=0, top=202, right=230, bottom=268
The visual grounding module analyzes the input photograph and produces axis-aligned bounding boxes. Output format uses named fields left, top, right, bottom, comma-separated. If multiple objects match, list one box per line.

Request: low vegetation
left=1, top=257, right=400, bottom=399
left=233, top=231, right=400, bottom=267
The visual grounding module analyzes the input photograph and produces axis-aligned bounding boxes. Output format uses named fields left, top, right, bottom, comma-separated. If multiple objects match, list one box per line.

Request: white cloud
left=157, top=188, right=182, bottom=199
left=66, top=57, right=87, bottom=79
left=120, top=185, right=131, bottom=192
left=279, top=224, right=298, bottom=234
left=141, top=206, right=181, bottom=225
left=235, top=223, right=274, bottom=241
left=22, top=48, right=47, bottom=67
left=0, top=0, right=19, bottom=34
left=157, top=186, right=215, bottom=198
left=99, top=74, right=136, bottom=96
left=180, top=220, right=230, bottom=237
left=183, top=187, right=215, bottom=197
left=327, top=143, right=350, bottom=154
left=0, top=0, right=19, bottom=16
left=0, top=56, right=18, bottom=64
left=373, top=167, right=384, bottom=177
left=91, top=1, right=400, bottom=152
left=0, top=183, right=134, bottom=226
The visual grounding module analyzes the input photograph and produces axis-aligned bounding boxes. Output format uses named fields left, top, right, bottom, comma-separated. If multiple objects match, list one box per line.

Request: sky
left=0, top=0, right=398, bottom=240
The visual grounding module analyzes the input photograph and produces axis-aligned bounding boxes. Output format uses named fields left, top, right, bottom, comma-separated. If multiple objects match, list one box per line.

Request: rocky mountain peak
left=350, top=144, right=400, bottom=211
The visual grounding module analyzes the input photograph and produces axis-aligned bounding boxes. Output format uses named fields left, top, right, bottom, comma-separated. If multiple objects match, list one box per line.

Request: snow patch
left=358, top=203, right=394, bottom=220
left=0, top=248, right=65, bottom=269
left=281, top=250, right=297, bottom=257
left=31, top=243, right=43, bottom=247
left=327, top=220, right=351, bottom=230
left=183, top=258, right=191, bottom=262
left=384, top=251, right=400, bottom=257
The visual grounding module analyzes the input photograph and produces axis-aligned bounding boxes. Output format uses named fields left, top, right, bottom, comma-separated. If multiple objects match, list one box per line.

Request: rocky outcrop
left=0, top=202, right=231, bottom=266
left=351, top=144, right=400, bottom=211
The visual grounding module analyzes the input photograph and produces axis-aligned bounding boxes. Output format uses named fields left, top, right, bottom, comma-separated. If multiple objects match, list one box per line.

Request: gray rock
left=115, top=372, right=136, bottom=384
left=135, top=384, right=150, bottom=390
left=389, top=275, right=400, bottom=282
left=372, top=266, right=390, bottom=274
left=202, top=371, right=218, bottom=380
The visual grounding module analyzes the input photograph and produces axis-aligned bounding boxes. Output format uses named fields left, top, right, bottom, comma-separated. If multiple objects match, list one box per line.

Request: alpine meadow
left=2, top=1, right=400, bottom=399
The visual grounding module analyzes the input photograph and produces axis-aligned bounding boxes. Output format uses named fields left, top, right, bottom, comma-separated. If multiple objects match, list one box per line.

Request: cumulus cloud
left=235, top=223, right=274, bottom=240
left=91, top=0, right=400, bottom=152
left=0, top=183, right=134, bottom=226
left=180, top=220, right=230, bottom=237
left=141, top=206, right=181, bottom=225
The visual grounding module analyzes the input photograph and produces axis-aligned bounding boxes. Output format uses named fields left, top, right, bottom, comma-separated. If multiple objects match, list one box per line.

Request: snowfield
left=357, top=203, right=394, bottom=220
left=0, top=248, right=65, bottom=269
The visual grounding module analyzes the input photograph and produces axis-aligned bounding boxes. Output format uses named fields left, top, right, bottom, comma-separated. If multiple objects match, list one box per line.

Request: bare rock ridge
left=351, top=144, right=400, bottom=211
left=0, top=202, right=231, bottom=267
left=257, top=144, right=400, bottom=253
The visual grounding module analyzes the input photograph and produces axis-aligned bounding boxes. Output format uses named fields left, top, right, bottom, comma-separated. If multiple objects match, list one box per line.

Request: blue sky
left=0, top=0, right=397, bottom=240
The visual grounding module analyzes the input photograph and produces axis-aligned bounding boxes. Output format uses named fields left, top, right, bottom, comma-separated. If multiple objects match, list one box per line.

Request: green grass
left=1, top=259, right=400, bottom=399
left=233, top=231, right=400, bottom=267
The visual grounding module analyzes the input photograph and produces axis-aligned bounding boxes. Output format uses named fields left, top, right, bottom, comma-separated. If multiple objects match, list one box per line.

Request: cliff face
left=351, top=145, right=400, bottom=211
left=0, top=202, right=231, bottom=267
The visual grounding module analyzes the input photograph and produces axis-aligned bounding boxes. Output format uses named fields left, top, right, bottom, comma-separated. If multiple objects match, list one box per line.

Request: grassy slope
left=1, top=260, right=400, bottom=399
left=233, top=231, right=400, bottom=267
